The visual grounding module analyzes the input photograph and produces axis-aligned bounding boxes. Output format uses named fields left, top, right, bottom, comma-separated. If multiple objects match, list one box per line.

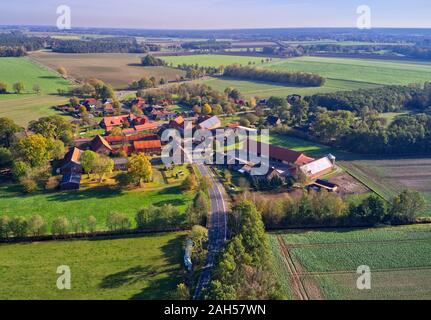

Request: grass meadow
left=185, top=55, right=431, bottom=98
left=0, top=232, right=187, bottom=300
left=0, top=184, right=194, bottom=231
left=0, top=57, right=70, bottom=126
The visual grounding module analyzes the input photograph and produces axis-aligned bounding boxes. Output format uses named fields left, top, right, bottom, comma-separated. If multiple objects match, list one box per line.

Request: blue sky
left=1, top=0, right=430, bottom=29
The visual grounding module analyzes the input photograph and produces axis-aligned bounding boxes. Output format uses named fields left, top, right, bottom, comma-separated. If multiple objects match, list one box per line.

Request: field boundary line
left=277, top=236, right=309, bottom=300
left=285, top=237, right=431, bottom=248
left=292, top=266, right=431, bottom=277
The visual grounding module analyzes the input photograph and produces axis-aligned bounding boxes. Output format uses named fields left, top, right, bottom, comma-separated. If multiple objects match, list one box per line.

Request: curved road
left=193, top=164, right=228, bottom=299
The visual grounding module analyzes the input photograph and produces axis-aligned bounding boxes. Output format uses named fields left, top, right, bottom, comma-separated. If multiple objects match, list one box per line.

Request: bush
left=52, top=216, right=69, bottom=236
left=8, top=216, right=28, bottom=237
left=28, top=215, right=46, bottom=236
left=45, top=176, right=60, bottom=190
left=19, top=176, right=38, bottom=193
left=0, top=216, right=10, bottom=238
left=106, top=212, right=131, bottom=231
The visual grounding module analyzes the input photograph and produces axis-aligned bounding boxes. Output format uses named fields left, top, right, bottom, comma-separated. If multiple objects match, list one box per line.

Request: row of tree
left=204, top=201, right=283, bottom=299
left=224, top=64, right=326, bottom=87
left=250, top=189, right=426, bottom=228
left=51, top=38, right=160, bottom=54
left=0, top=202, right=187, bottom=239
left=0, top=81, right=33, bottom=94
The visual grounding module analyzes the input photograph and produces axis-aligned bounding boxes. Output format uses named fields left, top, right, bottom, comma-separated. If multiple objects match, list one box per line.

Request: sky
left=0, top=0, right=431, bottom=29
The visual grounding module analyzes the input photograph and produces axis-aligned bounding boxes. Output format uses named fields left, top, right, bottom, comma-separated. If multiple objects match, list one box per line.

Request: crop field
left=197, top=77, right=379, bottom=98
left=161, top=54, right=278, bottom=68
left=267, top=56, right=431, bottom=86
left=0, top=184, right=194, bottom=231
left=0, top=57, right=70, bottom=126
left=339, top=158, right=431, bottom=216
left=30, top=52, right=186, bottom=89
left=0, top=232, right=187, bottom=300
left=194, top=55, right=431, bottom=98
left=269, top=225, right=431, bottom=300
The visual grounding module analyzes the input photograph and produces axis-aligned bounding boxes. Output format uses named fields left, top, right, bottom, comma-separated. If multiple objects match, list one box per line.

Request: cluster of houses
left=57, top=92, right=337, bottom=192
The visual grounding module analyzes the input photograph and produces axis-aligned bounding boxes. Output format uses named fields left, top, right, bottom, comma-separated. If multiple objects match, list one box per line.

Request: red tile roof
left=133, top=140, right=162, bottom=151
left=135, top=122, right=158, bottom=131
left=90, top=135, right=113, bottom=152
left=170, top=116, right=185, bottom=127
left=246, top=141, right=314, bottom=166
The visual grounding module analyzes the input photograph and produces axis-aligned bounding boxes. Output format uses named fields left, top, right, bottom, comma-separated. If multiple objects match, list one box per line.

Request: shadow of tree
left=46, top=187, right=124, bottom=202
left=153, top=199, right=186, bottom=207
left=98, top=234, right=187, bottom=300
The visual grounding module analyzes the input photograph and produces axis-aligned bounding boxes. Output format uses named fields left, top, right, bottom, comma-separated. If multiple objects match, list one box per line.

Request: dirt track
left=277, top=236, right=324, bottom=300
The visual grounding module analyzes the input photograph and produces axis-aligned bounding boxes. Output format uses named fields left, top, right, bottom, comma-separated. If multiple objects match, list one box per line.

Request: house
left=90, top=135, right=112, bottom=155
left=287, top=94, right=302, bottom=105
left=100, top=115, right=129, bottom=132
left=133, top=139, right=162, bottom=156
left=266, top=115, right=281, bottom=126
left=59, top=147, right=83, bottom=174
left=113, top=157, right=129, bottom=171
left=169, top=116, right=185, bottom=129
left=299, top=156, right=335, bottom=180
left=60, top=173, right=82, bottom=190
left=100, top=114, right=157, bottom=133
left=198, top=116, right=221, bottom=130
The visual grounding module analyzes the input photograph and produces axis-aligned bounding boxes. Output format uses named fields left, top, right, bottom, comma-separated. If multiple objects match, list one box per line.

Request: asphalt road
left=193, top=164, right=228, bottom=299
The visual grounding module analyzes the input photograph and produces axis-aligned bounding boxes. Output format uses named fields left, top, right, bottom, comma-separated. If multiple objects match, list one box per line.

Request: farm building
left=60, top=173, right=82, bottom=190
left=100, top=113, right=158, bottom=133
left=113, top=158, right=129, bottom=171
left=198, top=116, right=221, bottom=130
left=90, top=135, right=113, bottom=155
left=245, top=141, right=315, bottom=167
left=133, top=140, right=162, bottom=156
left=308, top=179, right=339, bottom=192
left=59, top=147, right=83, bottom=174
left=299, top=155, right=335, bottom=180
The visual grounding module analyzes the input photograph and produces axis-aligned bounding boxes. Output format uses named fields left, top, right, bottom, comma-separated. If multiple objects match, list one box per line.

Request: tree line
left=51, top=38, right=160, bottom=54
left=249, top=188, right=427, bottom=228
left=306, top=83, right=431, bottom=113
left=0, top=202, right=186, bottom=239
left=223, top=64, right=326, bottom=87
left=204, top=201, right=284, bottom=300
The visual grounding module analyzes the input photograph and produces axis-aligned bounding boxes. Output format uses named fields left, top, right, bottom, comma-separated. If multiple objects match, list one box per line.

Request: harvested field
left=340, top=158, right=431, bottom=216
left=30, top=52, right=185, bottom=89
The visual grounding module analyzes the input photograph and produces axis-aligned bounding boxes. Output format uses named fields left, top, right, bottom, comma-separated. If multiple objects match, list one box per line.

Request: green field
left=0, top=184, right=194, bottom=230
left=189, top=55, right=431, bottom=98
left=270, top=225, right=431, bottom=300
left=0, top=232, right=186, bottom=300
left=161, top=54, right=278, bottom=68
left=0, top=57, right=70, bottom=126
left=267, top=56, right=431, bottom=86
